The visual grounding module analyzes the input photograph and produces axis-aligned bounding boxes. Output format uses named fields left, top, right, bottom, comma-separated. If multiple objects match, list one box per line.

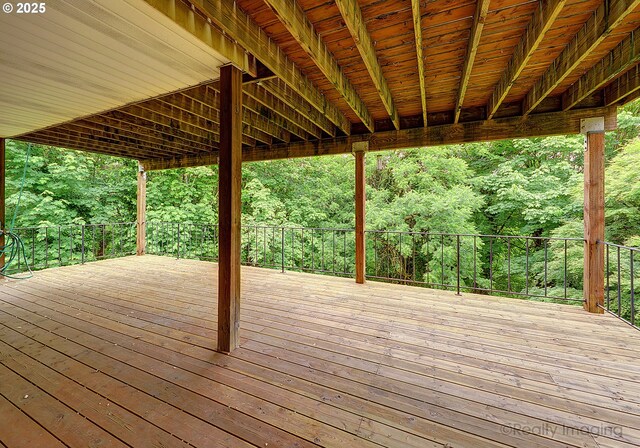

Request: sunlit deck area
left=0, top=255, right=638, bottom=447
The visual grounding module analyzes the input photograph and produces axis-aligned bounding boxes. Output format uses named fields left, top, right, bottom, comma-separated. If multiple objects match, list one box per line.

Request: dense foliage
left=3, top=102, right=640, bottom=311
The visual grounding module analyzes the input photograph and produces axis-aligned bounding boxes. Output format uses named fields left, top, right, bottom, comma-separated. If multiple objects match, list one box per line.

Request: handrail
left=6, top=221, right=637, bottom=331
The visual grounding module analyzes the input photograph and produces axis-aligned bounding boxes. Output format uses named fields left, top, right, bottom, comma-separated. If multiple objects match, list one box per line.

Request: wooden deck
left=0, top=256, right=639, bottom=448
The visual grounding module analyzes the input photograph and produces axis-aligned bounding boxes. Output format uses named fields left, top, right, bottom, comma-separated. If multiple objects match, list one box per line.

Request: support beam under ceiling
left=411, top=0, right=428, bottom=127
left=335, top=0, right=400, bottom=130
left=189, top=0, right=352, bottom=135
left=141, top=106, right=617, bottom=170
left=562, top=29, right=640, bottom=110
left=486, top=0, right=566, bottom=119
left=262, top=0, right=374, bottom=132
left=454, top=0, right=490, bottom=124
left=522, top=0, right=640, bottom=115
left=604, top=64, right=640, bottom=105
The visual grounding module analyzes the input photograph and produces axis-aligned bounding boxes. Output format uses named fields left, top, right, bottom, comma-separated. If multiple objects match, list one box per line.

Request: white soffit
left=0, top=0, right=230, bottom=137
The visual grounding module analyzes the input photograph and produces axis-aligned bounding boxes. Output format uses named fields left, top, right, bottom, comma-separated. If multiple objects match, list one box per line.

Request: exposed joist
left=487, top=0, right=566, bottom=119
left=142, top=106, right=617, bottom=170
left=243, top=83, right=323, bottom=139
left=563, top=30, right=640, bottom=110
left=189, top=0, right=352, bottom=135
left=79, top=115, right=215, bottom=152
left=21, top=134, right=163, bottom=159
left=411, top=0, right=428, bottom=127
left=335, top=0, right=400, bottom=130
left=142, top=0, right=256, bottom=76
left=455, top=0, right=491, bottom=124
left=523, top=0, right=640, bottom=115
left=605, top=64, right=640, bottom=105
left=262, top=0, right=374, bottom=132
left=156, top=92, right=270, bottom=145
left=34, top=127, right=185, bottom=158
left=203, top=86, right=291, bottom=143
left=261, top=79, right=337, bottom=136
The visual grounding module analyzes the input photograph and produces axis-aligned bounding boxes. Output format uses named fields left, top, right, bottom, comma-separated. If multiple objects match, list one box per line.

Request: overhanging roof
left=2, top=0, right=639, bottom=167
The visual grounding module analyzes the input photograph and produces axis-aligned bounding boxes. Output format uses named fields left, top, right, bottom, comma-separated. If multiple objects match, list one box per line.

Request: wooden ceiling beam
left=604, top=64, right=640, bottom=105
left=19, top=135, right=153, bottom=159
left=152, top=93, right=267, bottom=145
left=142, top=106, right=617, bottom=170
left=454, top=0, right=490, bottom=124
left=243, top=83, right=322, bottom=139
left=411, top=0, right=428, bottom=127
left=261, top=79, right=337, bottom=136
left=562, top=30, right=640, bottom=110
left=36, top=127, right=190, bottom=158
left=241, top=92, right=309, bottom=140
left=194, top=83, right=291, bottom=143
left=79, top=115, right=216, bottom=151
left=523, top=0, right=640, bottom=115
left=24, top=132, right=166, bottom=159
left=487, top=0, right=566, bottom=119
left=262, top=0, right=374, bottom=132
left=189, top=0, right=352, bottom=135
left=335, top=0, right=400, bottom=130
left=143, top=0, right=256, bottom=76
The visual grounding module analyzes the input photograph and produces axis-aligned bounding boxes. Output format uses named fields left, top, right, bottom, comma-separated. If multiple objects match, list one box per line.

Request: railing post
left=137, top=162, right=147, bottom=256
left=281, top=227, right=285, bottom=273
left=353, top=142, right=367, bottom=284
left=582, top=118, right=605, bottom=313
left=456, top=235, right=461, bottom=296
left=176, top=223, right=181, bottom=259
left=81, top=225, right=85, bottom=264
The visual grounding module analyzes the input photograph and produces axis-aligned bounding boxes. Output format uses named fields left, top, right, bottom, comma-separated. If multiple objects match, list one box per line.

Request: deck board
left=0, top=255, right=639, bottom=447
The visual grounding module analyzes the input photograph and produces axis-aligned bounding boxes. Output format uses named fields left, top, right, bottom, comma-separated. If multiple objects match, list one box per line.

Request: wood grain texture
left=605, top=64, right=640, bottom=105
left=522, top=0, right=640, bottom=115
left=454, top=0, right=490, bottom=123
left=562, top=30, right=640, bottom=110
left=355, top=150, right=366, bottom=284
left=190, top=0, right=351, bottom=134
left=1, top=255, right=640, bottom=447
left=335, top=0, right=400, bottom=129
left=218, top=65, right=243, bottom=353
left=263, top=0, right=374, bottom=131
left=583, top=131, right=605, bottom=314
left=486, top=0, right=566, bottom=119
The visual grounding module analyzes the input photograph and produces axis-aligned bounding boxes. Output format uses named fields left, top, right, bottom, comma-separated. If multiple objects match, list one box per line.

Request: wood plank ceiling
left=5, top=0, right=640, bottom=164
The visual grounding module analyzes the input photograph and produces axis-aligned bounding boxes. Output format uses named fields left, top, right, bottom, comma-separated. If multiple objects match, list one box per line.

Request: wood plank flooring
left=0, top=255, right=639, bottom=447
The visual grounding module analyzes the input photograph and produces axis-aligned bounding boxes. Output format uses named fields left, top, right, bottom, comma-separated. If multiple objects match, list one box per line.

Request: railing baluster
left=631, top=250, right=635, bottom=327
left=618, top=246, right=622, bottom=317
left=456, top=235, right=461, bottom=295
left=525, top=238, right=529, bottom=296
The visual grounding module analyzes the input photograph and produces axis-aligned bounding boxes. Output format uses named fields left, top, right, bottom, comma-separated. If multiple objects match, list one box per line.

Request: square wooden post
left=136, top=162, right=146, bottom=256
left=354, top=142, right=367, bottom=284
left=218, top=64, right=243, bottom=352
left=0, top=138, right=5, bottom=271
left=582, top=118, right=605, bottom=314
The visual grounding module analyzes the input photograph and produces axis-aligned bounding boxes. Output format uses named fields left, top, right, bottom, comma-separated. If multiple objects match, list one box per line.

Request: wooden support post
left=0, top=138, right=5, bottom=271
left=354, top=142, right=367, bottom=284
left=218, top=64, right=243, bottom=352
left=582, top=118, right=605, bottom=314
left=136, top=162, right=146, bottom=256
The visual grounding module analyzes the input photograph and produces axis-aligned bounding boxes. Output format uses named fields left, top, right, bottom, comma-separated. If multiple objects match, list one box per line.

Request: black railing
left=6, top=221, right=639, bottom=330
left=147, top=222, right=583, bottom=303
left=146, top=222, right=355, bottom=276
left=602, top=241, right=639, bottom=328
left=365, top=230, right=584, bottom=302
left=4, top=222, right=136, bottom=274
